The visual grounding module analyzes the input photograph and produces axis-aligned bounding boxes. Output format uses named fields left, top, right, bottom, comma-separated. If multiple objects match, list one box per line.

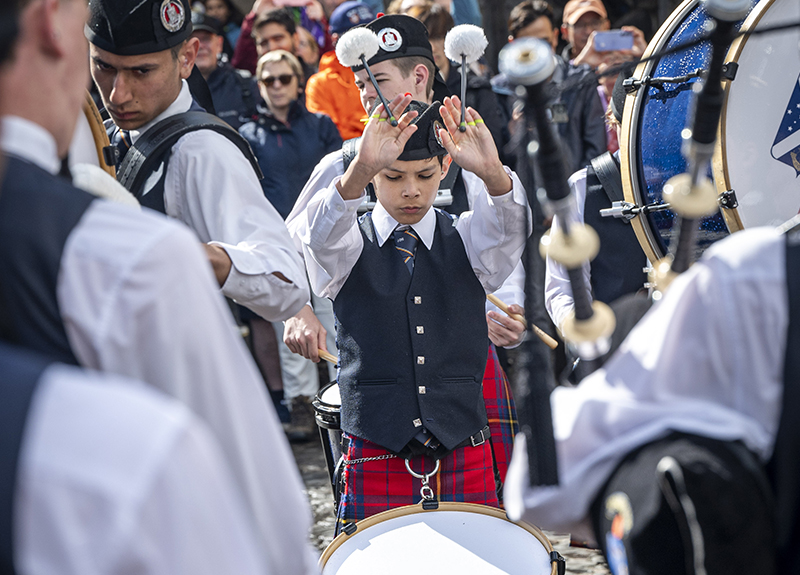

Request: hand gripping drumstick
left=486, top=294, right=558, bottom=350
left=318, top=349, right=338, bottom=365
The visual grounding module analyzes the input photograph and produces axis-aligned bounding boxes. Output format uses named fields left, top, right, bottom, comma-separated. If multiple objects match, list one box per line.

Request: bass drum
left=69, top=91, right=115, bottom=177
left=713, top=0, right=800, bottom=230
left=320, top=502, right=558, bottom=575
left=620, top=0, right=799, bottom=263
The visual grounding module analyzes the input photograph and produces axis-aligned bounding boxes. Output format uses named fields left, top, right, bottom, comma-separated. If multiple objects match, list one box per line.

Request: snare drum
left=313, top=382, right=343, bottom=494
left=320, top=502, right=559, bottom=575
left=619, top=0, right=798, bottom=263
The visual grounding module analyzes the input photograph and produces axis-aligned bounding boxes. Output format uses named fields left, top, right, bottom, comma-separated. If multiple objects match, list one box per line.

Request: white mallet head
left=336, top=27, right=380, bottom=68
left=444, top=24, right=488, bottom=64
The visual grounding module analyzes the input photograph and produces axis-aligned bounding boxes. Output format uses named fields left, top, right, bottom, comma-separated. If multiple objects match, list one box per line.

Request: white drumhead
left=321, top=383, right=341, bottom=406
left=716, top=0, right=800, bottom=228
left=322, top=504, right=553, bottom=575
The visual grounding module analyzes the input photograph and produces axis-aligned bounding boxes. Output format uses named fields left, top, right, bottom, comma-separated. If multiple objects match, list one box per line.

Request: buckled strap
left=550, top=551, right=566, bottom=575
left=455, top=425, right=491, bottom=449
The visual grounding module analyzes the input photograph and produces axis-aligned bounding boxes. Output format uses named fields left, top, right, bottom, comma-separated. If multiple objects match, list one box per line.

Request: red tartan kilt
left=337, top=434, right=499, bottom=530
left=482, top=344, right=518, bottom=484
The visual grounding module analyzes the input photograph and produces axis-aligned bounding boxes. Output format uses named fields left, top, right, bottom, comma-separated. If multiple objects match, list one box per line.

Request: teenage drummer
left=299, top=95, right=530, bottom=528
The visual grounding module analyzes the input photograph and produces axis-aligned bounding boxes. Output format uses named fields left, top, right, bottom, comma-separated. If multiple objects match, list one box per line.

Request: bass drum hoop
left=620, top=0, right=698, bottom=264
left=82, top=91, right=115, bottom=178
left=711, top=0, right=778, bottom=233
left=319, top=501, right=557, bottom=574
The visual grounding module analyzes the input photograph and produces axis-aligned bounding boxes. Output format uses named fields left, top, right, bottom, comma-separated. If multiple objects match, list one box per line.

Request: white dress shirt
left=2, top=115, right=319, bottom=575
left=16, top=364, right=268, bottom=575
left=505, top=226, right=787, bottom=544
left=127, top=81, right=309, bottom=322
left=298, top=170, right=530, bottom=300
left=286, top=148, right=529, bottom=318
left=544, top=166, right=592, bottom=331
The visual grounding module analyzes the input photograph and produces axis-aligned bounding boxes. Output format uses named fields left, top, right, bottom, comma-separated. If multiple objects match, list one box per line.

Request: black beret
left=611, top=63, right=636, bottom=123
left=0, top=8, right=18, bottom=65
left=86, top=0, right=193, bottom=56
left=352, top=14, right=434, bottom=72
left=397, top=100, right=447, bottom=161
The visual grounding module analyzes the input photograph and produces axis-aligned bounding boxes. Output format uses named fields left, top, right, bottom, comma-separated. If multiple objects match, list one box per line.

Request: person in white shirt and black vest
left=86, top=0, right=309, bottom=323
left=300, top=94, right=530, bottom=532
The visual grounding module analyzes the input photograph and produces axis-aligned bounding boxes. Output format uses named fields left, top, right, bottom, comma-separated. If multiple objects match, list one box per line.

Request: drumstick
left=318, top=349, right=339, bottom=365
left=486, top=294, right=558, bottom=350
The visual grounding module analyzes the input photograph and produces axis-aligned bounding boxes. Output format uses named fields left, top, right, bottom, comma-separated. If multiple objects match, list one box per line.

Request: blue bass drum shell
left=620, top=0, right=757, bottom=263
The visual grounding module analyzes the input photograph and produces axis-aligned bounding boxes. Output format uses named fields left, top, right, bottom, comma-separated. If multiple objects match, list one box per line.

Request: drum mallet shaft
left=318, top=349, right=339, bottom=365
left=487, top=294, right=558, bottom=350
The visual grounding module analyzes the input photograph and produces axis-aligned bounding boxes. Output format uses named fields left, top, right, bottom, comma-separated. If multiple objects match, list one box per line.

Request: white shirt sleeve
left=58, top=202, right=318, bottom=575
left=456, top=167, right=532, bottom=294
left=544, top=168, right=592, bottom=331
left=286, top=149, right=345, bottom=253
left=299, top=176, right=366, bottom=300
left=16, top=365, right=269, bottom=575
left=164, top=130, right=310, bottom=322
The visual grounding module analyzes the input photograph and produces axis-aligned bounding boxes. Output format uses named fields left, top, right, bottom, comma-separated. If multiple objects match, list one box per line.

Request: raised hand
left=336, top=94, right=419, bottom=200
left=438, top=96, right=511, bottom=196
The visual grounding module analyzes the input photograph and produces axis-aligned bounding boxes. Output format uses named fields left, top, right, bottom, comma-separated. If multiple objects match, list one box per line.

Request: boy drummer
left=299, top=94, right=530, bottom=528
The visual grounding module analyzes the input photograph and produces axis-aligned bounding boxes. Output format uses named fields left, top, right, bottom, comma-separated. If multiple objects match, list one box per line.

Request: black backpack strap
left=234, top=69, right=259, bottom=120
left=769, top=215, right=800, bottom=573
left=342, top=137, right=376, bottom=203
left=116, top=111, right=263, bottom=197
left=589, top=152, right=624, bottom=204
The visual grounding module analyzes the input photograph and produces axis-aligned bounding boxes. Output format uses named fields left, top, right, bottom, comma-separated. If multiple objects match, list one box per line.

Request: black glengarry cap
left=397, top=100, right=447, bottom=161
left=352, top=14, right=434, bottom=72
left=86, top=0, right=193, bottom=56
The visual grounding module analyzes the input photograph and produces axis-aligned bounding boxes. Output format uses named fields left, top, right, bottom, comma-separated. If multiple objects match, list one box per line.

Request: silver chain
left=343, top=453, right=398, bottom=466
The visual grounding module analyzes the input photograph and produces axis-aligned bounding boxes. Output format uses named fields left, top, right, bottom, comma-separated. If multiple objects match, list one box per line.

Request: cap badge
left=160, top=0, right=185, bottom=33
left=378, top=27, right=402, bottom=52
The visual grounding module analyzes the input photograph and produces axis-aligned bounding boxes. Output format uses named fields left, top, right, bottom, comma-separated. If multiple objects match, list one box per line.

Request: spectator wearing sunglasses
left=239, top=51, right=341, bottom=441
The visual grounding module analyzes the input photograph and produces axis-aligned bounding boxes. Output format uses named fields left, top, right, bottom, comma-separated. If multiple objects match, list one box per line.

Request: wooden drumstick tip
left=318, top=349, right=339, bottom=365
left=486, top=294, right=558, bottom=350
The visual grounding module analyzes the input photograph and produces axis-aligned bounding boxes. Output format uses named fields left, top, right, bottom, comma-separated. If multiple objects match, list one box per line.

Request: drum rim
left=621, top=0, right=700, bottom=264
left=314, top=381, right=341, bottom=410
left=712, top=0, right=780, bottom=234
left=319, top=501, right=557, bottom=575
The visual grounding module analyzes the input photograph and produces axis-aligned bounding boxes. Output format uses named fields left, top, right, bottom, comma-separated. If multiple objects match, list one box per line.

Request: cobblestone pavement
left=291, top=440, right=611, bottom=574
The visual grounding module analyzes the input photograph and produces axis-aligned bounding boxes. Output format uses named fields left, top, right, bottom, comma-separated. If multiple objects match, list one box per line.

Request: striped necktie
left=393, top=225, right=419, bottom=275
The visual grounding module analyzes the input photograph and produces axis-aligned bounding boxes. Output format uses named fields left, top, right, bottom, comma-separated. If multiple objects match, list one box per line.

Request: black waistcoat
left=583, top=165, right=647, bottom=304
left=0, top=344, right=51, bottom=575
left=333, top=211, right=489, bottom=453
left=0, top=157, right=94, bottom=364
left=767, top=227, right=800, bottom=574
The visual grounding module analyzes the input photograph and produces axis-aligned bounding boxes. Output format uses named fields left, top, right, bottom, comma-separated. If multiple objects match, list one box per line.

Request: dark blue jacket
left=239, top=101, right=342, bottom=219
left=207, top=62, right=261, bottom=130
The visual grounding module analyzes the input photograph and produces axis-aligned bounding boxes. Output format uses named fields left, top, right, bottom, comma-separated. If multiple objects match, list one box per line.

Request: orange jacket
left=305, top=51, right=366, bottom=141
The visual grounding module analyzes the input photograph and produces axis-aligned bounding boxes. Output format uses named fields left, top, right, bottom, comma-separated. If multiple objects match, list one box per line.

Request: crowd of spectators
left=188, top=0, right=659, bottom=437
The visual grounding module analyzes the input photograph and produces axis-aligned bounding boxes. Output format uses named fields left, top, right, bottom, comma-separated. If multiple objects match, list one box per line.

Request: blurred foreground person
left=0, top=0, right=317, bottom=573
left=505, top=220, right=800, bottom=574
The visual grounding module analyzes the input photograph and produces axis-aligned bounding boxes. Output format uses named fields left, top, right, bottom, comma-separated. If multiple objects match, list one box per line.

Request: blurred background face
left=564, top=11, right=608, bottom=54
left=513, top=15, right=558, bottom=50
left=258, top=60, right=299, bottom=112
left=204, top=0, right=230, bottom=23
left=428, top=37, right=447, bottom=77
left=254, top=22, right=296, bottom=57
left=192, top=30, right=224, bottom=77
